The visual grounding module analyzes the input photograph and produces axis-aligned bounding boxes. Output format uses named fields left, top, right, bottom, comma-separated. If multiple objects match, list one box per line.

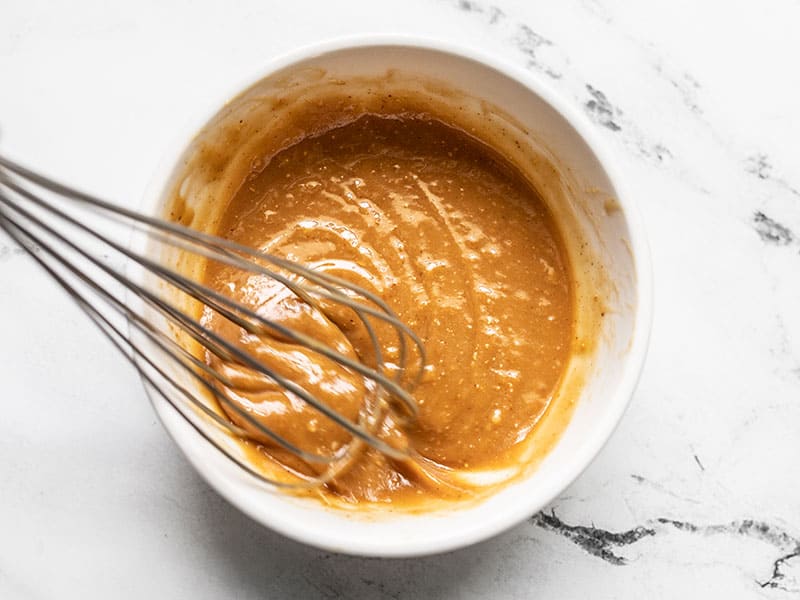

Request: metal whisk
left=0, top=154, right=426, bottom=490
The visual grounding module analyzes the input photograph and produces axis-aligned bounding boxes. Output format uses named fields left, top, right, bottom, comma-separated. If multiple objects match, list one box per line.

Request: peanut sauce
left=200, top=114, right=573, bottom=505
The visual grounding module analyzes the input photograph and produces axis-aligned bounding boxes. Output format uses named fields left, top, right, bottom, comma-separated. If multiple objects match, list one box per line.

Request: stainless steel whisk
left=0, top=154, right=426, bottom=490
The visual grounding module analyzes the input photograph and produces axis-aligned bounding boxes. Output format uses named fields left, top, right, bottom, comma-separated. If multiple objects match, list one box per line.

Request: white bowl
left=136, top=36, right=652, bottom=557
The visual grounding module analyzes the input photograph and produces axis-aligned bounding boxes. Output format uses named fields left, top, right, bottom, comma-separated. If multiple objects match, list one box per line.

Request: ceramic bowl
left=136, top=36, right=652, bottom=557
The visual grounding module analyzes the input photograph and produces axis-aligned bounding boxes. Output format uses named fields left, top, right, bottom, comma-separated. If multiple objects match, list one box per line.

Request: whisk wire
left=0, top=153, right=425, bottom=489
left=0, top=189, right=353, bottom=465
left=0, top=155, right=424, bottom=408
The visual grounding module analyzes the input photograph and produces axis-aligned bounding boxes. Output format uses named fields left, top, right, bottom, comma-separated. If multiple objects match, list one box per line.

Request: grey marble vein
left=584, top=84, right=622, bottom=132
left=452, top=0, right=505, bottom=25
left=753, top=212, right=795, bottom=246
left=513, top=24, right=560, bottom=79
left=658, top=519, right=800, bottom=593
left=761, top=550, right=800, bottom=593
left=446, top=0, right=677, bottom=165
left=533, top=510, right=800, bottom=593
left=746, top=154, right=800, bottom=199
left=654, top=64, right=702, bottom=115
left=533, top=511, right=655, bottom=565
left=747, top=154, right=774, bottom=181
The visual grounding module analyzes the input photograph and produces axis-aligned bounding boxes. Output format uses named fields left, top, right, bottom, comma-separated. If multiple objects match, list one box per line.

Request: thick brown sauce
left=201, top=114, right=573, bottom=505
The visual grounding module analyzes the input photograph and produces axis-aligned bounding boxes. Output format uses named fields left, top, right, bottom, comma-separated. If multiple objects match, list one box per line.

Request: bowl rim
left=136, top=33, right=654, bottom=557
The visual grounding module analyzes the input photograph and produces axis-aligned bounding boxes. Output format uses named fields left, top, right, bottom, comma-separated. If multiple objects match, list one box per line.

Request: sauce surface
left=201, top=114, right=573, bottom=505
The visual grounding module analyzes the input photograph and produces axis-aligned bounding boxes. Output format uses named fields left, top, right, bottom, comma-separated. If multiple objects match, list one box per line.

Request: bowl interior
left=136, top=40, right=650, bottom=557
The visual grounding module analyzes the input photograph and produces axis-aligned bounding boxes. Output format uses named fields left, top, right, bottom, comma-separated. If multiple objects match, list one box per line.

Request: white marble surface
left=1, top=0, right=799, bottom=597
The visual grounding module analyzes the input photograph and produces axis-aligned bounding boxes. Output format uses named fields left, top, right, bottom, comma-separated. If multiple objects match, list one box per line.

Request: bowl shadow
left=179, top=459, right=549, bottom=599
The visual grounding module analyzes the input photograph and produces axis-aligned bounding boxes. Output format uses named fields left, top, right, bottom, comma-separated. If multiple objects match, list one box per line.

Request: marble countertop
left=1, top=1, right=798, bottom=598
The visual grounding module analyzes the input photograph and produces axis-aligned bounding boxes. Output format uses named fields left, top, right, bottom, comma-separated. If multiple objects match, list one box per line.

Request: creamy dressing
left=200, top=114, right=574, bottom=505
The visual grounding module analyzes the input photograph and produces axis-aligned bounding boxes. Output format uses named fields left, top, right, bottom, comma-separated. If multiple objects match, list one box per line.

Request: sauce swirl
left=202, top=114, right=573, bottom=505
